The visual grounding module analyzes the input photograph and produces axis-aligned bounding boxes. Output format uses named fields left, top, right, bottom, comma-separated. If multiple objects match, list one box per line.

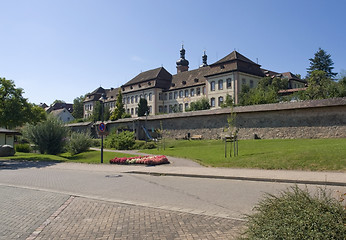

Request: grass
left=141, top=138, right=346, bottom=171
left=1, top=150, right=136, bottom=164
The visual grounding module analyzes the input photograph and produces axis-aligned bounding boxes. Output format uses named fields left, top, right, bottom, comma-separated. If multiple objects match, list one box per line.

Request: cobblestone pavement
left=36, top=197, right=244, bottom=240
left=0, top=185, right=244, bottom=240
left=0, top=185, right=69, bottom=240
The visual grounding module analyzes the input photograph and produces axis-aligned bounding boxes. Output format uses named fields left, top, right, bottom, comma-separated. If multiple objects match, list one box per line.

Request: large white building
left=83, top=47, right=306, bottom=119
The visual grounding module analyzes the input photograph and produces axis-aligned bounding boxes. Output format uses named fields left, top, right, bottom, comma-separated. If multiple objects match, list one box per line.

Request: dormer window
left=130, top=86, right=133, bottom=89
left=148, top=82, right=151, bottom=86
left=171, top=83, right=175, bottom=87
left=220, top=65, right=225, bottom=69
left=122, top=87, right=125, bottom=91
left=138, top=84, right=141, bottom=88
left=182, top=81, right=186, bottom=85
left=194, top=78, right=199, bottom=83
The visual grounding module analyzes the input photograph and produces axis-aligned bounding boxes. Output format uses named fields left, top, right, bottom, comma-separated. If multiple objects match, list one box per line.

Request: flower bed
left=109, top=155, right=169, bottom=166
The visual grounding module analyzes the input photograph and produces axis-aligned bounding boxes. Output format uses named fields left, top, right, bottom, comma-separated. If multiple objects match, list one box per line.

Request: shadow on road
left=0, top=160, right=60, bottom=170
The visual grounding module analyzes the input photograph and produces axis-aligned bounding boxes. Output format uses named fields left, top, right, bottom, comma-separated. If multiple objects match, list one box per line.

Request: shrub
left=67, top=131, right=93, bottom=155
left=15, top=143, right=32, bottom=153
left=132, top=140, right=146, bottom=150
left=242, top=186, right=346, bottom=240
left=145, top=142, right=157, bottom=149
left=22, top=116, right=68, bottom=155
left=105, top=131, right=135, bottom=150
left=90, top=138, right=101, bottom=147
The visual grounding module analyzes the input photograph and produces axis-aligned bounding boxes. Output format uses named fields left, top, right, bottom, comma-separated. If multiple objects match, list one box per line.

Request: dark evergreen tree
left=110, top=90, right=125, bottom=120
left=307, top=48, right=337, bottom=78
left=137, top=98, right=149, bottom=117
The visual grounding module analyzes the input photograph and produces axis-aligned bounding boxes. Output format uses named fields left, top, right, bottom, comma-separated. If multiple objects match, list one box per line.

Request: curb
left=127, top=171, right=346, bottom=187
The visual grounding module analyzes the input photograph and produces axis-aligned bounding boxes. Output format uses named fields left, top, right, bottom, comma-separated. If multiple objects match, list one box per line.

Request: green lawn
left=1, top=150, right=135, bottom=164
left=141, top=138, right=346, bottom=171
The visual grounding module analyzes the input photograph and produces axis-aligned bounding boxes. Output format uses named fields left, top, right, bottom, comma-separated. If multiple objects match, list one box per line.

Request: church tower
left=176, top=45, right=189, bottom=73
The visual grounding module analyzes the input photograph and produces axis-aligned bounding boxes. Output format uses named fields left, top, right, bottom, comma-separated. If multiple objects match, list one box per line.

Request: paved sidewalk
left=90, top=148, right=346, bottom=187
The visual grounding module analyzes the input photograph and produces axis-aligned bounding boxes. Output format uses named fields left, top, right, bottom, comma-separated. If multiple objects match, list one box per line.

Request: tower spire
left=200, top=50, right=208, bottom=68
left=176, top=44, right=189, bottom=73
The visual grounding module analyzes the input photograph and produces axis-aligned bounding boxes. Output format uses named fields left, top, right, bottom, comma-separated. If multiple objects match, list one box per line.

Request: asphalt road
left=0, top=160, right=344, bottom=239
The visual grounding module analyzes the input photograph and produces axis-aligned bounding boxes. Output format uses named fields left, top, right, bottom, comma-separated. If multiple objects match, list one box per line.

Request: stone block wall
left=68, top=98, right=346, bottom=140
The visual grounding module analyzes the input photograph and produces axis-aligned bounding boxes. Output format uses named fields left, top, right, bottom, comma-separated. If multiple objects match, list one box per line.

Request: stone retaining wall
left=68, top=98, right=346, bottom=140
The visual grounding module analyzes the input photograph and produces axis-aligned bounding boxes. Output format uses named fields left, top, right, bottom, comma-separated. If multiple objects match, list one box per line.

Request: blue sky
left=1, top=0, right=345, bottom=105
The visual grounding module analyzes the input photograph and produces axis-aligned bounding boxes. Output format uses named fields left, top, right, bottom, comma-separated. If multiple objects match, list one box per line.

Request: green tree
left=29, top=104, right=47, bottom=124
left=238, top=77, right=287, bottom=106
left=307, top=48, right=337, bottom=78
left=110, top=90, right=125, bottom=120
left=138, top=98, right=149, bottom=117
left=91, top=101, right=110, bottom=122
left=72, top=95, right=85, bottom=119
left=0, top=77, right=32, bottom=129
left=221, top=94, right=234, bottom=108
left=302, top=70, right=339, bottom=100
left=22, top=116, right=68, bottom=155
left=187, top=97, right=211, bottom=111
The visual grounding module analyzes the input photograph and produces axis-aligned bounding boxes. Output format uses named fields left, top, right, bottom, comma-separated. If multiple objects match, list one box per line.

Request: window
left=127, top=97, right=130, bottom=104
left=159, top=93, right=162, bottom=100
left=164, top=93, right=167, bottom=100
left=196, top=87, right=200, bottom=96
left=149, top=93, right=152, bottom=101
left=149, top=106, right=152, bottom=113
left=190, top=88, right=195, bottom=97
left=144, top=94, right=147, bottom=100
left=227, top=78, right=232, bottom=88
left=185, top=89, right=189, bottom=97
left=218, top=96, right=224, bottom=106
left=135, top=107, right=138, bottom=114
left=135, top=95, right=138, bottom=103
left=218, top=80, right=223, bottom=90
left=184, top=103, right=189, bottom=110
left=169, top=105, right=173, bottom=113
left=179, top=90, right=183, bottom=98
left=203, top=86, right=206, bottom=95
left=159, top=106, right=163, bottom=113
left=250, top=80, right=254, bottom=88
left=242, top=78, right=246, bottom=85
left=123, top=98, right=126, bottom=104
left=131, top=108, right=134, bottom=115
left=174, top=91, right=178, bottom=99
left=169, top=92, right=172, bottom=100
left=179, top=104, right=183, bottom=112
left=140, top=94, right=143, bottom=99
left=211, top=81, right=215, bottom=91
left=211, top=98, right=215, bottom=107
left=131, top=96, right=134, bottom=104
left=127, top=108, right=130, bottom=114
left=164, top=105, right=167, bottom=113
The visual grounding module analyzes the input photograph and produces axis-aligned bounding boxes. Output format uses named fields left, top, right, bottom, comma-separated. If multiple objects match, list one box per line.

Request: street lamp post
left=99, top=93, right=106, bottom=164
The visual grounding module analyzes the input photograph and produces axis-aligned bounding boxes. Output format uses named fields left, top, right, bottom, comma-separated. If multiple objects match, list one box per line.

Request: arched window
left=149, top=93, right=152, bottom=101
left=218, top=96, right=224, bottom=106
left=227, top=78, right=232, bottom=88
left=210, top=81, right=215, bottom=91
left=218, top=80, right=223, bottom=90
left=211, top=97, right=215, bottom=107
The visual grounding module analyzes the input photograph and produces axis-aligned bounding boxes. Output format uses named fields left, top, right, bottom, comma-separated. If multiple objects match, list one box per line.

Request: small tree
left=307, top=48, right=337, bottom=78
left=221, top=94, right=234, bottom=108
left=138, top=98, right=149, bottom=117
left=110, top=90, right=125, bottom=121
left=22, top=116, right=68, bottom=155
